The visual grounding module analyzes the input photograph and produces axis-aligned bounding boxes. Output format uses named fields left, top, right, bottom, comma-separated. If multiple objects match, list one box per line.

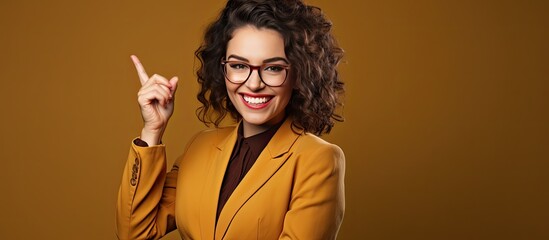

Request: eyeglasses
left=221, top=60, right=290, bottom=87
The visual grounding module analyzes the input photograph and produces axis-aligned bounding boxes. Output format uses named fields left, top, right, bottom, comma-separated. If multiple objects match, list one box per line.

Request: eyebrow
left=227, top=54, right=289, bottom=64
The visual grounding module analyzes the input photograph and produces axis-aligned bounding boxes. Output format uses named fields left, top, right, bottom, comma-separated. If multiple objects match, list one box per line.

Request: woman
left=116, top=0, right=345, bottom=239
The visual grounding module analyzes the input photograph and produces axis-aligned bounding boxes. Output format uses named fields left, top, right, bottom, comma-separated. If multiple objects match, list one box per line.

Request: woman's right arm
left=116, top=56, right=179, bottom=239
left=116, top=140, right=177, bottom=240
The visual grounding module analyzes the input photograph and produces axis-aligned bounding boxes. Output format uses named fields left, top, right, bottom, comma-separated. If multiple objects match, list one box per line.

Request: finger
left=139, top=84, right=172, bottom=101
left=138, top=89, right=170, bottom=107
left=142, top=77, right=173, bottom=99
left=144, top=74, right=172, bottom=90
left=130, top=55, right=149, bottom=85
left=169, top=76, right=179, bottom=95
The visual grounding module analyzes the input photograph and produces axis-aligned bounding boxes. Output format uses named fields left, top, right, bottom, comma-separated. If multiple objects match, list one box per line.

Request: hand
left=131, top=55, right=179, bottom=145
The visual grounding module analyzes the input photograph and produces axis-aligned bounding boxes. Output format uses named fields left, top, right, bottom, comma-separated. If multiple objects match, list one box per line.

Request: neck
left=241, top=114, right=286, bottom=138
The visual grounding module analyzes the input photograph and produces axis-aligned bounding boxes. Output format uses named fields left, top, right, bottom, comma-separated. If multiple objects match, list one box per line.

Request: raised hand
left=131, top=55, right=179, bottom=146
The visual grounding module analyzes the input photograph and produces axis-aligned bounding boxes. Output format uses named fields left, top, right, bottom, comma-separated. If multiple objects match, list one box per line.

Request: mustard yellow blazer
left=116, top=118, right=345, bottom=239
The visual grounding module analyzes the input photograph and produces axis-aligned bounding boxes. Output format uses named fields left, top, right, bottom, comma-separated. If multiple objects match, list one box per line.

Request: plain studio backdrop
left=0, top=0, right=547, bottom=239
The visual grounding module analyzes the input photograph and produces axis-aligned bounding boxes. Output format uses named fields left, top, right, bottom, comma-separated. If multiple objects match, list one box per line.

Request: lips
left=240, top=93, right=273, bottom=109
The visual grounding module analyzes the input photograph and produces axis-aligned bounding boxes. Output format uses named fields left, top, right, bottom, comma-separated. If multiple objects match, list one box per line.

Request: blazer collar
left=202, top=117, right=302, bottom=239
left=215, top=117, right=302, bottom=157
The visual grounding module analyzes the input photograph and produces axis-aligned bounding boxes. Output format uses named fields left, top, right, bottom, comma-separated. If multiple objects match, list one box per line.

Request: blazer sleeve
left=279, top=143, right=346, bottom=240
left=115, top=139, right=178, bottom=240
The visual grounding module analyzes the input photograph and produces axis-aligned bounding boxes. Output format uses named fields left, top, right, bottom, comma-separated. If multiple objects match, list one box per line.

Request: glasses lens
left=261, top=64, right=287, bottom=86
left=225, top=62, right=250, bottom=84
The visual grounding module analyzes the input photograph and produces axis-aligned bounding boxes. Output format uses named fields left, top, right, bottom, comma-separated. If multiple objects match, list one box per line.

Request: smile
left=240, top=94, right=273, bottom=109
left=243, top=95, right=271, bottom=104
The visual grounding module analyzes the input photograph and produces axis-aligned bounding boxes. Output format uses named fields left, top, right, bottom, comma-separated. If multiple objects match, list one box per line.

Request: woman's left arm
left=280, top=143, right=346, bottom=240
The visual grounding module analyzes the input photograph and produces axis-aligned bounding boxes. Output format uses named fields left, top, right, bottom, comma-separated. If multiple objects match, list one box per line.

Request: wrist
left=140, top=127, right=163, bottom=146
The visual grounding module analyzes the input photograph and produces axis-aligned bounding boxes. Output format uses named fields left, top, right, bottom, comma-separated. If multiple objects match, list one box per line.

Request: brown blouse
left=216, top=121, right=283, bottom=221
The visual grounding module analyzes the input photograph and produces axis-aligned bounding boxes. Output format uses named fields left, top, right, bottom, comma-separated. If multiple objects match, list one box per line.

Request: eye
left=264, top=65, right=285, bottom=72
left=228, top=62, right=249, bottom=70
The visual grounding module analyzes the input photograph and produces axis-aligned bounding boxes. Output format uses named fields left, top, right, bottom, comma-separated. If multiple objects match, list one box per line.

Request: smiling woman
left=223, top=26, right=294, bottom=137
left=115, top=0, right=345, bottom=239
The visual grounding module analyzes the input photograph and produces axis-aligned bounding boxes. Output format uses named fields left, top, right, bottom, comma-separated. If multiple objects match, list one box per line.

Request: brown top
left=133, top=138, right=149, bottom=147
left=216, top=121, right=283, bottom=221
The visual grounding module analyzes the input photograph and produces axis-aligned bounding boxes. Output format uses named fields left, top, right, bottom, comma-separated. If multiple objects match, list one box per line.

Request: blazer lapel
left=200, top=127, right=238, bottom=240
left=215, top=118, right=302, bottom=239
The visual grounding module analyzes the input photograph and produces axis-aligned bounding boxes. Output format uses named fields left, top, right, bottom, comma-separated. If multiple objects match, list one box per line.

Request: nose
left=245, top=68, right=265, bottom=91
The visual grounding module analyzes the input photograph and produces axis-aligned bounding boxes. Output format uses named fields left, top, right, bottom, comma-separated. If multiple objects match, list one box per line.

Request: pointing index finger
left=130, top=55, right=149, bottom=85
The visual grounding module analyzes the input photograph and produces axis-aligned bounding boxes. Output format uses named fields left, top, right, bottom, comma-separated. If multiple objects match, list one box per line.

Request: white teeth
left=243, top=95, right=270, bottom=104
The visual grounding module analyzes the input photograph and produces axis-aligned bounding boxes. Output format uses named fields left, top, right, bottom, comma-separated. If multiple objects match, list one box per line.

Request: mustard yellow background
left=1, top=0, right=548, bottom=239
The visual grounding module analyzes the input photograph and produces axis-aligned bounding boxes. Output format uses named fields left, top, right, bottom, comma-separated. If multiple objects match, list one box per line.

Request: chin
left=241, top=110, right=284, bottom=126
left=241, top=114, right=272, bottom=126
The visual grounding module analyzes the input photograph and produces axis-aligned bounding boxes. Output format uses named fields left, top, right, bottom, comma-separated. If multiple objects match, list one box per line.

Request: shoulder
left=295, top=133, right=344, bottom=157
left=176, top=125, right=237, bottom=165
left=291, top=133, right=345, bottom=171
left=193, top=125, right=235, bottom=141
left=184, top=125, right=236, bottom=150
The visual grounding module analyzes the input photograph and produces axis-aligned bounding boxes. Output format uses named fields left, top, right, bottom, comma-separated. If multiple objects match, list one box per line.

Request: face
left=225, top=25, right=294, bottom=137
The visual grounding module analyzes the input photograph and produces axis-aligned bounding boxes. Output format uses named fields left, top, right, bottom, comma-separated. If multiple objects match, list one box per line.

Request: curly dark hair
left=195, top=0, right=344, bottom=135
